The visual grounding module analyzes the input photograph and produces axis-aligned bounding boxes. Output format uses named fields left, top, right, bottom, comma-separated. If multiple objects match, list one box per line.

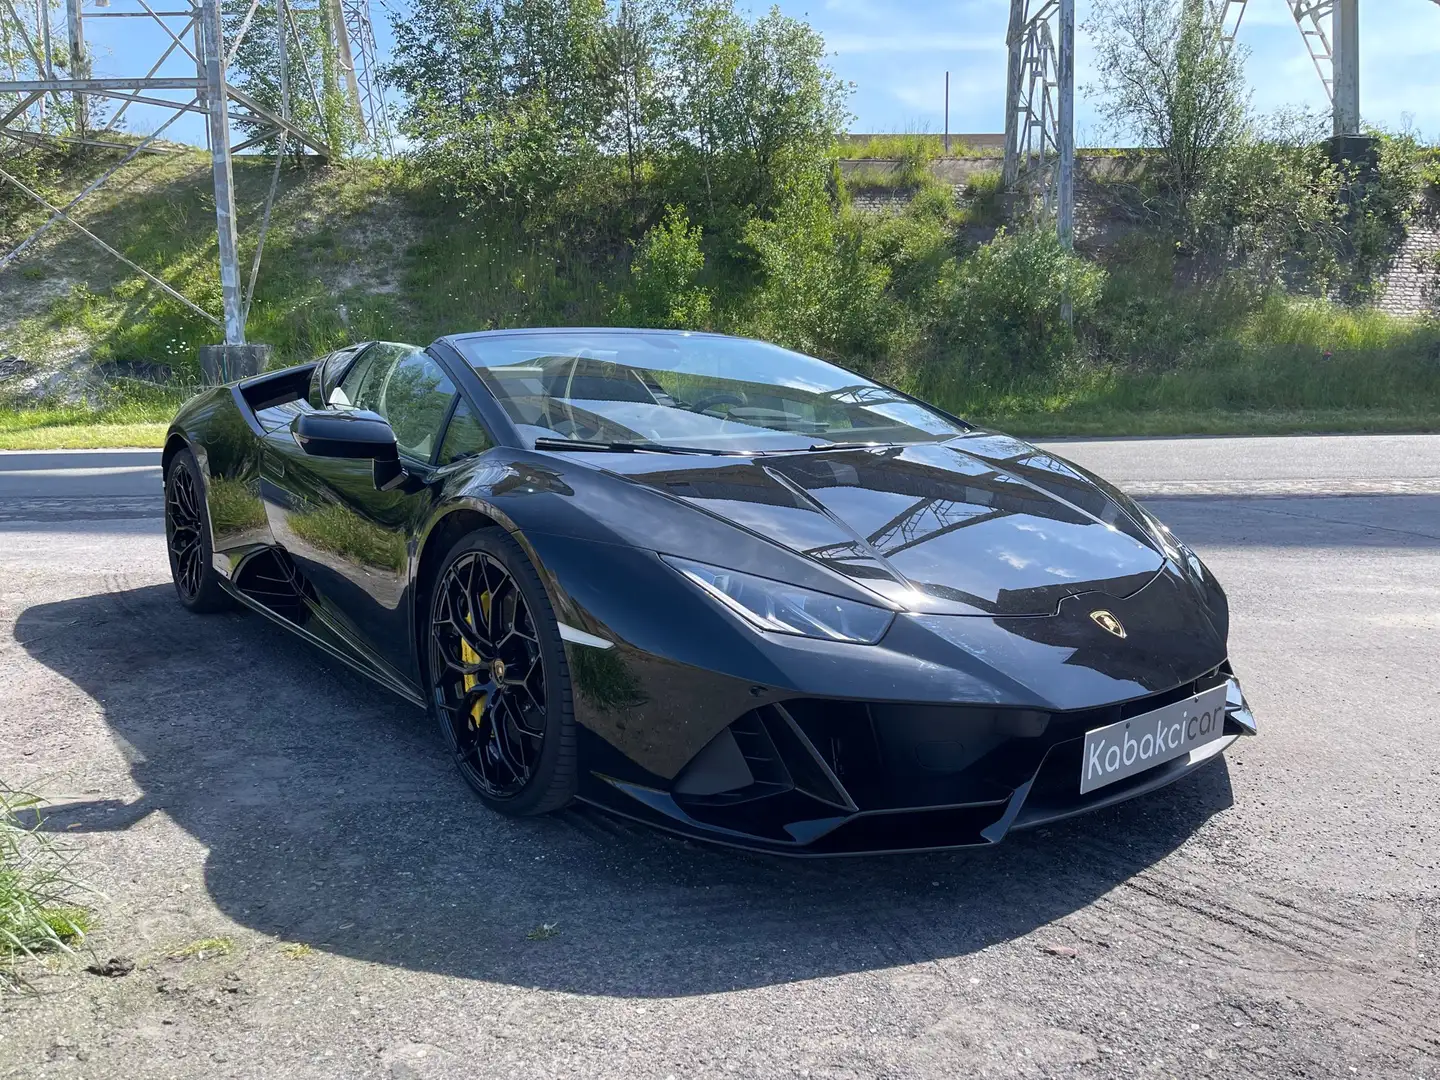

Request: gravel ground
left=0, top=437, right=1437, bottom=1079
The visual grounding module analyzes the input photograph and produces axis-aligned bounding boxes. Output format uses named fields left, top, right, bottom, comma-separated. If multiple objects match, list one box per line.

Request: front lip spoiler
left=1010, top=730, right=1241, bottom=833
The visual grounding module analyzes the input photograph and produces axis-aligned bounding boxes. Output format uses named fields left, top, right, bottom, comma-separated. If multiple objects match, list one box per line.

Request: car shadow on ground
left=17, top=583, right=1234, bottom=998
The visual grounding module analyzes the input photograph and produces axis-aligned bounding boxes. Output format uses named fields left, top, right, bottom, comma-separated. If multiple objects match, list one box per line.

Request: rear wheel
left=427, top=529, right=576, bottom=816
left=164, top=449, right=233, bottom=613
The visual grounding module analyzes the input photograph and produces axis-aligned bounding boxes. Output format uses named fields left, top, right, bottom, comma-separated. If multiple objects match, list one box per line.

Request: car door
left=262, top=343, right=490, bottom=690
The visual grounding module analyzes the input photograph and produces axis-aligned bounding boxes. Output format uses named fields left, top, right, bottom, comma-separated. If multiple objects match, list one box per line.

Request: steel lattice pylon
left=1213, top=0, right=1440, bottom=136
left=0, top=0, right=386, bottom=351
left=1288, top=0, right=1338, bottom=101
left=1002, top=0, right=1075, bottom=246
left=339, top=0, right=391, bottom=154
left=1219, top=0, right=1250, bottom=44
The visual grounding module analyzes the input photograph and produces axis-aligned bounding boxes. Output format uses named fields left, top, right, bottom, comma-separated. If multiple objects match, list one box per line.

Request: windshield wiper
left=532, top=437, right=743, bottom=456
left=803, top=440, right=901, bottom=451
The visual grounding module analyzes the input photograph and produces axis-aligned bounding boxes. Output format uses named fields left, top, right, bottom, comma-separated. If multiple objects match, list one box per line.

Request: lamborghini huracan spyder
left=163, top=329, right=1257, bottom=854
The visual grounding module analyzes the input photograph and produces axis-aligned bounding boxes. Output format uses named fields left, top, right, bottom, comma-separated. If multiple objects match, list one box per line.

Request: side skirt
left=220, top=577, right=426, bottom=708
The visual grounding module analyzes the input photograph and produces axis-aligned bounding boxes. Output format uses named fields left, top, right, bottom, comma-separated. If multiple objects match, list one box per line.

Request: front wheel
left=426, top=529, right=577, bottom=816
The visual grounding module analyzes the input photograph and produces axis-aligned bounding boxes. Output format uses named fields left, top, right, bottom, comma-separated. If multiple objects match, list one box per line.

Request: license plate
left=1080, top=683, right=1228, bottom=794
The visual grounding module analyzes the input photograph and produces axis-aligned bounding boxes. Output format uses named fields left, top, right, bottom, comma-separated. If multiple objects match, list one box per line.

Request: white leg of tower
left=1332, top=0, right=1359, bottom=135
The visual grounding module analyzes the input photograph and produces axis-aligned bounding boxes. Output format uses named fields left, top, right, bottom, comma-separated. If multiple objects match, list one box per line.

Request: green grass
left=939, top=306, right=1440, bottom=437
left=0, top=385, right=182, bottom=449
left=1, top=788, right=92, bottom=984
left=838, top=133, right=994, bottom=160
left=168, top=936, right=233, bottom=961
left=990, top=407, right=1440, bottom=438
left=3, top=150, right=416, bottom=376
left=0, top=422, right=168, bottom=449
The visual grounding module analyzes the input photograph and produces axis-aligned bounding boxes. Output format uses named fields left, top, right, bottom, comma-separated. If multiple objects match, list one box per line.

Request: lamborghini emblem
left=1090, top=610, right=1126, bottom=638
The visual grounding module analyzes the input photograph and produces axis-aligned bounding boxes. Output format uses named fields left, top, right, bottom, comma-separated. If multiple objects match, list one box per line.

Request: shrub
left=743, top=165, right=894, bottom=365
left=926, top=227, right=1107, bottom=389
left=1337, top=133, right=1426, bottom=302
left=613, top=205, right=712, bottom=329
left=1092, top=241, right=1262, bottom=368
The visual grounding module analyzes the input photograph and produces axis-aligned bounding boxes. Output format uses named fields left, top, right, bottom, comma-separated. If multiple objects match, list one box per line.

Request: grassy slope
left=2, top=150, right=1438, bottom=448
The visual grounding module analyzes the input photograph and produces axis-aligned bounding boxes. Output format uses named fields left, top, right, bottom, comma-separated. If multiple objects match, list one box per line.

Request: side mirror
left=293, top=409, right=397, bottom=459
left=291, top=410, right=408, bottom=490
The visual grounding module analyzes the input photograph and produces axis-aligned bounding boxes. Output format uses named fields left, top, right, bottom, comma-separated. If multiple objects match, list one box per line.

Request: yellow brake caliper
left=461, top=590, right=493, bottom=727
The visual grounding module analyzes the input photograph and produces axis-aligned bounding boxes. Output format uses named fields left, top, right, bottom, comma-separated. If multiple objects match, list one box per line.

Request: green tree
left=660, top=0, right=746, bottom=220
left=223, top=0, right=360, bottom=158
left=384, top=0, right=608, bottom=210
left=383, top=0, right=848, bottom=227
left=1085, top=0, right=1249, bottom=239
left=591, top=0, right=667, bottom=193
left=731, top=8, right=849, bottom=215
left=660, top=2, right=849, bottom=227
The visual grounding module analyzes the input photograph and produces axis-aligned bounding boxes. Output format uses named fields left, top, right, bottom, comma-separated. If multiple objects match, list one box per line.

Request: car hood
left=598, top=433, right=1167, bottom=616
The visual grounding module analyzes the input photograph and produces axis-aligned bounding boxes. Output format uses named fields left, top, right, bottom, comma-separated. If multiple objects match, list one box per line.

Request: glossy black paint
left=164, top=329, right=1254, bottom=854
left=291, top=408, right=399, bottom=460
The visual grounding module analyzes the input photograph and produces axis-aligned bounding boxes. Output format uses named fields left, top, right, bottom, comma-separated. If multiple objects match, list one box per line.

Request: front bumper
left=580, top=668, right=1257, bottom=856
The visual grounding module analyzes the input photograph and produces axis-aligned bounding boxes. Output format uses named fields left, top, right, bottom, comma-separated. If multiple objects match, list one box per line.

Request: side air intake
left=232, top=547, right=316, bottom=624
left=672, top=704, right=855, bottom=812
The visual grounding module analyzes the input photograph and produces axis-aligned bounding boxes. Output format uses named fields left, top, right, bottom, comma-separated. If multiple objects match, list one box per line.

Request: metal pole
left=1332, top=0, right=1359, bottom=136
left=327, top=0, right=363, bottom=136
left=194, top=0, right=208, bottom=153
left=35, top=0, right=50, bottom=124
left=944, top=71, right=950, bottom=155
left=1002, top=0, right=1026, bottom=187
left=64, top=0, right=86, bottom=136
left=277, top=0, right=290, bottom=123
left=199, top=0, right=244, bottom=344
left=1057, top=0, right=1074, bottom=249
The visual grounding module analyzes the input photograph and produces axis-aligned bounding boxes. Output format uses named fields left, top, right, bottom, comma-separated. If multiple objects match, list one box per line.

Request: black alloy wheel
left=428, top=530, right=576, bottom=815
left=164, top=449, right=233, bottom=613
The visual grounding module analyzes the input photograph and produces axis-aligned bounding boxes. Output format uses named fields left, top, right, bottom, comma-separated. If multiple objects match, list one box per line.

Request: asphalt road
left=1, top=436, right=1437, bottom=1079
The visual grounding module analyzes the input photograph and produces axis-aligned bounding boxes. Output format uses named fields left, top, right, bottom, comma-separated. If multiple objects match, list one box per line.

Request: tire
left=164, top=448, right=234, bottom=614
left=425, top=528, right=577, bottom=816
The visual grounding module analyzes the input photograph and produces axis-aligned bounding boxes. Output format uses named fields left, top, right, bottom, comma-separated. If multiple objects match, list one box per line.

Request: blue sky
left=75, top=0, right=1440, bottom=146
left=806, top=0, right=1440, bottom=141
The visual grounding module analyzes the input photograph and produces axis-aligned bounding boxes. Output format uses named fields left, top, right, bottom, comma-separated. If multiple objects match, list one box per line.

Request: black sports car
left=163, top=329, right=1256, bottom=854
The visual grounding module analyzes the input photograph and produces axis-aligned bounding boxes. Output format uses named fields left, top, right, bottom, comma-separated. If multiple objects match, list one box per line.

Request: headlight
left=661, top=556, right=894, bottom=645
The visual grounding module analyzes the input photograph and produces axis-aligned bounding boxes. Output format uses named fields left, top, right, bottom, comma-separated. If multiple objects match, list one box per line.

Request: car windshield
left=452, top=331, right=968, bottom=452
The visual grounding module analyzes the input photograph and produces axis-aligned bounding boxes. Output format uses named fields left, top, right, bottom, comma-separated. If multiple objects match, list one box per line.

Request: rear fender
left=167, top=384, right=274, bottom=568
